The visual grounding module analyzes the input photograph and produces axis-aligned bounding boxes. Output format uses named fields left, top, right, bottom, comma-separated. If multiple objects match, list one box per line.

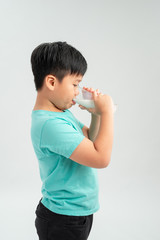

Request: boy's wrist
left=91, top=112, right=100, bottom=118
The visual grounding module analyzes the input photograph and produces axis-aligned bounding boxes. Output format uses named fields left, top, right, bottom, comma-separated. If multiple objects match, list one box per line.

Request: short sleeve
left=40, top=119, right=85, bottom=158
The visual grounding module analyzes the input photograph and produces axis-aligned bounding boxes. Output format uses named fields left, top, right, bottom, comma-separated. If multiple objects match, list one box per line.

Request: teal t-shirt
left=31, top=109, right=99, bottom=216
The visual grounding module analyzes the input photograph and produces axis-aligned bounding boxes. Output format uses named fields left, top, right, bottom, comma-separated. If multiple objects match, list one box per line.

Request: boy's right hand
left=93, top=89, right=113, bottom=115
left=79, top=87, right=114, bottom=116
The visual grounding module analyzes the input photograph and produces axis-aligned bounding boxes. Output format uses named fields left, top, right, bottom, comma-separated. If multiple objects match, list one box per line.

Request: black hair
left=31, top=41, right=87, bottom=90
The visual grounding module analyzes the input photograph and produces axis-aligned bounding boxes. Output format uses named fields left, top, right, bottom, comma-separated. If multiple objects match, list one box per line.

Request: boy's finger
left=83, top=87, right=94, bottom=92
left=93, top=90, right=98, bottom=98
left=79, top=105, right=86, bottom=110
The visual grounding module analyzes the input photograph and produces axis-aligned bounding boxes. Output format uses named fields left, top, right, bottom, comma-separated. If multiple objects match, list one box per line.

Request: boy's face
left=51, top=74, right=82, bottom=111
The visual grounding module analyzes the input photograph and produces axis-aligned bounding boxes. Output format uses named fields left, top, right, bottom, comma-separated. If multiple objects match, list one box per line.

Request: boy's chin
left=60, top=101, right=76, bottom=110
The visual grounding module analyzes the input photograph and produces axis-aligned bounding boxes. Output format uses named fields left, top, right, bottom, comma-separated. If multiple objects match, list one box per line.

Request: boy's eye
left=73, top=84, right=78, bottom=87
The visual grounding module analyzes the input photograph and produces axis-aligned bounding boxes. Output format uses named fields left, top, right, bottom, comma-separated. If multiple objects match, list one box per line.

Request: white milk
left=74, top=98, right=117, bottom=112
left=74, top=99, right=95, bottom=108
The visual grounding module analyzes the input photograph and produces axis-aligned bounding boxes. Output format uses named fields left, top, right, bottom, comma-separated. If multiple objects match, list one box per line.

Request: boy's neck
left=33, top=92, right=63, bottom=112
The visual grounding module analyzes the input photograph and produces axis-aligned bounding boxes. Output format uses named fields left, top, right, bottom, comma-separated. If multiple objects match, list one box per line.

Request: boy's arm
left=70, top=92, right=114, bottom=169
left=82, top=114, right=100, bottom=141
left=88, top=113, right=100, bottom=141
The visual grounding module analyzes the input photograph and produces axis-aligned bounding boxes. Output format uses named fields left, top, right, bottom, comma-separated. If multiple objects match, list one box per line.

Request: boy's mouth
left=72, top=100, right=76, bottom=105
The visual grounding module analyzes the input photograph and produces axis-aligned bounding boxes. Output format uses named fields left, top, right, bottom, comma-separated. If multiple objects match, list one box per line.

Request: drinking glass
left=73, top=86, right=117, bottom=113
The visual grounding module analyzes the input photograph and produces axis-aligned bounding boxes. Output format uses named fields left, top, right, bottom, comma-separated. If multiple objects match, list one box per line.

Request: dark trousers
left=35, top=200, right=93, bottom=240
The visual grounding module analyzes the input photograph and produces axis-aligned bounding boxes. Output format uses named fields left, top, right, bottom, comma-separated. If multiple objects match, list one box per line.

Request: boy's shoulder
left=31, top=109, right=73, bottom=139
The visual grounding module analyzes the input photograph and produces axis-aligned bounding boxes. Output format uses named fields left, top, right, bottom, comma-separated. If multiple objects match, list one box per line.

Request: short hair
left=31, top=41, right=87, bottom=90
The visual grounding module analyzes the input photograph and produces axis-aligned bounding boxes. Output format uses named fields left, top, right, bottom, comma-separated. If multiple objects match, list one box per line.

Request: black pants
left=35, top=200, right=93, bottom=240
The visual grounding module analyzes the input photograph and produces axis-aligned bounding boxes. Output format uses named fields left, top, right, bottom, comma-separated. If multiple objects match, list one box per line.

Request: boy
left=30, top=41, right=114, bottom=240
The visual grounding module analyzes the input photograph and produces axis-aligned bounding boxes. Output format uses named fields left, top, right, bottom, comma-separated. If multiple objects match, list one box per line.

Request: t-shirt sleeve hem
left=66, top=135, right=85, bottom=159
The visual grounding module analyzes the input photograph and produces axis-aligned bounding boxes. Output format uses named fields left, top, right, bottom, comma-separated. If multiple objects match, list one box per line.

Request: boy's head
left=31, top=41, right=87, bottom=91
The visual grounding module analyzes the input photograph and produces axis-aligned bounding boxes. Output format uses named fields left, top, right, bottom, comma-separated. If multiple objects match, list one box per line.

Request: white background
left=0, top=0, right=160, bottom=239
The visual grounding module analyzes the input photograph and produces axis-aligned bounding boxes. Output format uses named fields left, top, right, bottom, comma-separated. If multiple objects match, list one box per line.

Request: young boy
left=30, top=41, right=114, bottom=240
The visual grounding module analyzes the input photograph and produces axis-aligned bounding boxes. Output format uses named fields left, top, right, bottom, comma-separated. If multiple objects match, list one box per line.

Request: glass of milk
left=73, top=86, right=117, bottom=113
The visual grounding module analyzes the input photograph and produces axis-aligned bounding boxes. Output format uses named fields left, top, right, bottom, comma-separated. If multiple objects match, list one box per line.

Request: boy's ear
left=45, top=75, right=57, bottom=90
